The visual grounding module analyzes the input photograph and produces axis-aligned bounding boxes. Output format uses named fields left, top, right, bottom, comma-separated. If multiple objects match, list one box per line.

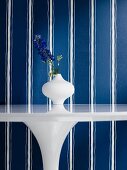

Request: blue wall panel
left=12, top=0, right=27, bottom=104
left=95, top=122, right=110, bottom=170
left=11, top=123, right=26, bottom=170
left=0, top=123, right=5, bottom=170
left=116, top=0, right=127, bottom=169
left=54, top=0, right=69, bottom=83
left=116, top=121, right=127, bottom=170
left=96, top=0, right=111, bottom=104
left=32, top=135, right=43, bottom=170
left=117, top=0, right=127, bottom=104
left=54, top=1, right=69, bottom=169
left=11, top=1, right=27, bottom=170
left=33, top=0, right=48, bottom=104
left=0, top=1, right=6, bottom=169
left=32, top=0, right=49, bottom=169
left=95, top=0, right=111, bottom=169
left=74, top=0, right=90, bottom=170
left=75, top=0, right=89, bottom=104
left=0, top=0, right=6, bottom=104
left=74, top=123, right=89, bottom=170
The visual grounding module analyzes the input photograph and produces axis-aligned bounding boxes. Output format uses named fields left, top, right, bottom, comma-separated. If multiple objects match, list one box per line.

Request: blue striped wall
left=116, top=1, right=127, bottom=170
left=95, top=1, right=111, bottom=170
left=74, top=0, right=89, bottom=170
left=33, top=0, right=48, bottom=105
left=0, top=0, right=7, bottom=170
left=1, top=0, right=127, bottom=170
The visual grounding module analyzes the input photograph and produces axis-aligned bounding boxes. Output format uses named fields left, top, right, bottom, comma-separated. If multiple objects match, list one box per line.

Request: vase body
left=42, top=74, right=74, bottom=105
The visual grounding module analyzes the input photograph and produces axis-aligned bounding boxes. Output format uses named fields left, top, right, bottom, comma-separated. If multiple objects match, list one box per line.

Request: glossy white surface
left=0, top=104, right=127, bottom=170
left=0, top=104, right=127, bottom=122
left=0, top=112, right=127, bottom=122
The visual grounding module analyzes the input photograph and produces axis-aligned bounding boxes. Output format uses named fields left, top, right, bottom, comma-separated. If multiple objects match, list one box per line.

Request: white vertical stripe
left=69, top=0, right=73, bottom=168
left=111, top=0, right=117, bottom=170
left=6, top=125, right=10, bottom=170
left=90, top=0, right=95, bottom=170
left=70, top=0, right=74, bottom=86
left=69, top=130, right=73, bottom=170
left=109, top=1, right=112, bottom=170
left=49, top=0, right=53, bottom=55
left=90, top=122, right=94, bottom=170
left=7, top=0, right=11, bottom=110
left=26, top=132, right=32, bottom=170
left=6, top=0, right=13, bottom=170
left=109, top=1, right=112, bottom=168
left=48, top=0, right=53, bottom=110
left=112, top=0, right=117, bottom=111
left=28, top=0, right=32, bottom=112
left=69, top=0, right=75, bottom=169
left=27, top=0, right=33, bottom=170
left=25, top=1, right=29, bottom=170
left=111, top=121, right=115, bottom=170
left=91, top=0, right=95, bottom=113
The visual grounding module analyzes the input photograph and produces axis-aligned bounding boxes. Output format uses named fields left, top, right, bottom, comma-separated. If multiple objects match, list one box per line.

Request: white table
left=0, top=104, right=127, bottom=170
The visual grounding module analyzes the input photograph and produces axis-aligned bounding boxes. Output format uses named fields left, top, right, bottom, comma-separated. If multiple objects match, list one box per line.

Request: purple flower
left=49, top=55, right=55, bottom=61
left=41, top=40, right=47, bottom=49
left=34, top=35, right=55, bottom=63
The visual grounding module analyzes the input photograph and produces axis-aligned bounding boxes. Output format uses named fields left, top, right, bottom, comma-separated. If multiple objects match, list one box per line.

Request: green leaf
left=57, top=55, right=63, bottom=62
left=53, top=68, right=59, bottom=75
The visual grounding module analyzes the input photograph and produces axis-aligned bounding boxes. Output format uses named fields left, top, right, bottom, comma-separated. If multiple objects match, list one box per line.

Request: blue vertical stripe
left=33, top=0, right=48, bottom=104
left=12, top=0, right=27, bottom=104
left=116, top=0, right=127, bottom=169
left=53, top=0, right=69, bottom=169
left=54, top=0, right=69, bottom=82
left=95, top=122, right=110, bottom=170
left=96, top=0, right=111, bottom=104
left=0, top=1, right=6, bottom=167
left=117, top=0, right=127, bottom=104
left=95, top=0, right=111, bottom=169
left=74, top=123, right=89, bottom=170
left=116, top=121, right=127, bottom=170
left=0, top=123, right=5, bottom=170
left=31, top=135, right=43, bottom=170
left=32, top=0, right=48, bottom=169
left=74, top=0, right=90, bottom=170
left=0, top=0, right=6, bottom=104
left=75, top=0, right=89, bottom=104
left=11, top=0, right=27, bottom=170
left=11, top=123, right=26, bottom=170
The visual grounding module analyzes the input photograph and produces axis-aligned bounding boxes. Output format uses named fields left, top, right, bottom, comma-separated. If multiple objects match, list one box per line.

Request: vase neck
left=53, top=74, right=63, bottom=80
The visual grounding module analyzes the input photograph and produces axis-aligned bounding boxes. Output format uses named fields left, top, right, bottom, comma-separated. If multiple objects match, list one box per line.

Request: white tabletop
left=0, top=104, right=127, bottom=122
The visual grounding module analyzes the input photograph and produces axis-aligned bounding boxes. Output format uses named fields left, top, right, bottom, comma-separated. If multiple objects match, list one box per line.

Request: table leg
left=25, top=121, right=76, bottom=170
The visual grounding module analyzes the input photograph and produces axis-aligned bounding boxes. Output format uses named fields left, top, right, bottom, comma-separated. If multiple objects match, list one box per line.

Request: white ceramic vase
left=42, top=74, right=74, bottom=105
